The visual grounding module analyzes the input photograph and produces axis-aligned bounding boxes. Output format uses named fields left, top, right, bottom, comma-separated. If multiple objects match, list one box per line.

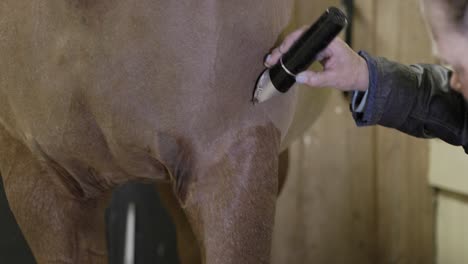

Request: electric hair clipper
left=252, top=7, right=348, bottom=104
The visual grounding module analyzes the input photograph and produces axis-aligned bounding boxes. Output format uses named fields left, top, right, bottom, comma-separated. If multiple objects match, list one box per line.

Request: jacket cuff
left=351, top=89, right=369, bottom=113
left=352, top=51, right=418, bottom=128
left=352, top=51, right=380, bottom=126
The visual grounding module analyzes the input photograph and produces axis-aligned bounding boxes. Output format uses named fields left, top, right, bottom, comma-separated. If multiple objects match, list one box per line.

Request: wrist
left=354, top=57, right=370, bottom=92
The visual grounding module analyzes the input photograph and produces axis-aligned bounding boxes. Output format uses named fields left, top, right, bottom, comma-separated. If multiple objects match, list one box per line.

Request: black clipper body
left=253, top=7, right=348, bottom=103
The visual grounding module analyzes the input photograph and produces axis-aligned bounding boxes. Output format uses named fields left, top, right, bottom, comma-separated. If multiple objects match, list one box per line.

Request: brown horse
left=0, top=0, right=329, bottom=263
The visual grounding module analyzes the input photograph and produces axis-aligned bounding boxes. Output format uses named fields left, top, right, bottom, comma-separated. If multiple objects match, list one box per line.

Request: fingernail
left=264, top=55, right=272, bottom=67
left=296, top=73, right=308, bottom=84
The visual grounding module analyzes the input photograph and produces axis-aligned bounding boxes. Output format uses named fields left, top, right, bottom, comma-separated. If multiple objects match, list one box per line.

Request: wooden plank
left=274, top=0, right=435, bottom=263
left=374, top=0, right=435, bottom=263
left=272, top=0, right=377, bottom=263
left=429, top=141, right=468, bottom=264
left=272, top=90, right=377, bottom=264
left=429, top=140, right=468, bottom=195
left=436, top=191, right=468, bottom=264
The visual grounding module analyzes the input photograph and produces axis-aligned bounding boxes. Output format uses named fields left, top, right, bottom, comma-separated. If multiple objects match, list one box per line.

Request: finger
left=264, top=47, right=283, bottom=67
left=280, top=26, right=308, bottom=52
left=328, top=37, right=347, bottom=51
left=263, top=53, right=274, bottom=68
left=316, top=48, right=333, bottom=63
left=295, top=70, right=334, bottom=88
left=264, top=26, right=308, bottom=67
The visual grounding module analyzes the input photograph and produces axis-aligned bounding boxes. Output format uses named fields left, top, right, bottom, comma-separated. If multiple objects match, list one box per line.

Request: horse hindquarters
left=0, top=126, right=110, bottom=264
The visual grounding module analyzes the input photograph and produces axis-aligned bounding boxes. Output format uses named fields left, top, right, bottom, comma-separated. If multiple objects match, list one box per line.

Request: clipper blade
left=252, top=69, right=282, bottom=104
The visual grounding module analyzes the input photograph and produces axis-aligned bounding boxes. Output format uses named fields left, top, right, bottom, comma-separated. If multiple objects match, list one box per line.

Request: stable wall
left=272, top=0, right=435, bottom=263
left=429, top=141, right=468, bottom=264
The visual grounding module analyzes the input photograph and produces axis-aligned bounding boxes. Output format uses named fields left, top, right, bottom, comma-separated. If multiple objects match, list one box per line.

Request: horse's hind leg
left=178, top=124, right=280, bottom=264
left=0, top=131, right=110, bottom=264
left=158, top=183, right=201, bottom=264
left=158, top=140, right=287, bottom=264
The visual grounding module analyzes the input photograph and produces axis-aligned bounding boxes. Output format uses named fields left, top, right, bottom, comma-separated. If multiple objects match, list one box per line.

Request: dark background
left=0, top=180, right=179, bottom=264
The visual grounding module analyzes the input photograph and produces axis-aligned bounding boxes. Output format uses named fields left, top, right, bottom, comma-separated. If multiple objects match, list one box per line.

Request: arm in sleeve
left=351, top=51, right=468, bottom=152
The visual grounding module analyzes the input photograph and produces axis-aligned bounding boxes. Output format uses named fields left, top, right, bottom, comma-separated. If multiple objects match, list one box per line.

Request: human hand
left=264, top=27, right=370, bottom=92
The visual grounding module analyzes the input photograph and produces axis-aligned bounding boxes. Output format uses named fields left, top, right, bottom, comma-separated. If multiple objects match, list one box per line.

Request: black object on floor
left=0, top=178, right=179, bottom=264
left=0, top=177, right=35, bottom=264
left=106, top=182, right=179, bottom=264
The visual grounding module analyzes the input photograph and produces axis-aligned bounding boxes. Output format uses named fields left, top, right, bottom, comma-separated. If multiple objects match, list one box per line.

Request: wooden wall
left=429, top=140, right=468, bottom=264
left=272, top=0, right=435, bottom=263
left=435, top=191, right=468, bottom=264
left=373, top=1, right=435, bottom=262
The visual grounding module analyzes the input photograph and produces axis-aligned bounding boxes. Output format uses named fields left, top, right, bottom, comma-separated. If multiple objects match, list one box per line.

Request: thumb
left=295, top=71, right=334, bottom=88
left=451, top=71, right=462, bottom=91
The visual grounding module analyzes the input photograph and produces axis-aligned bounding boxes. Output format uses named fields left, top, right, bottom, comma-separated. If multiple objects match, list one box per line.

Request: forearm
left=351, top=52, right=468, bottom=151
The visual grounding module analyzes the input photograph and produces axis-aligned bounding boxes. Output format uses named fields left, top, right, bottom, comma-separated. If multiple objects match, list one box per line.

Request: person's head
left=421, top=0, right=468, bottom=99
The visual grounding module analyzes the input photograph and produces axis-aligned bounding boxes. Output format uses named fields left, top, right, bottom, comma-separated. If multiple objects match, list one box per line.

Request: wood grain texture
left=428, top=141, right=468, bottom=263
left=272, top=2, right=376, bottom=263
left=429, top=140, right=468, bottom=196
left=436, top=191, right=468, bottom=264
left=374, top=0, right=435, bottom=263
left=272, top=0, right=435, bottom=263
left=272, top=90, right=377, bottom=264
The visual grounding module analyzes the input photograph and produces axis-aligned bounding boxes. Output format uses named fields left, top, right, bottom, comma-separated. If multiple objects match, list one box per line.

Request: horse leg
left=278, top=149, right=289, bottom=195
left=178, top=124, right=280, bottom=264
left=156, top=147, right=287, bottom=264
left=157, top=183, right=202, bottom=264
left=0, top=132, right=110, bottom=264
